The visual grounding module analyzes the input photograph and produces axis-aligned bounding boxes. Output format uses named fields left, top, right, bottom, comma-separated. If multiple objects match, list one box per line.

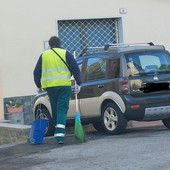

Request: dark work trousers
left=46, top=86, right=72, bottom=142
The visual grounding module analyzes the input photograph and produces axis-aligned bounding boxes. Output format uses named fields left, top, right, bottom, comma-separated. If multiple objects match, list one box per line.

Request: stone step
left=0, top=122, right=31, bottom=145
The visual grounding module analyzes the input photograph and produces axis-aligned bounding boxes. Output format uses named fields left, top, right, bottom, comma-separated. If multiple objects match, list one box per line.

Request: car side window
left=107, top=58, right=120, bottom=78
left=85, top=57, right=106, bottom=81
left=77, top=59, right=83, bottom=72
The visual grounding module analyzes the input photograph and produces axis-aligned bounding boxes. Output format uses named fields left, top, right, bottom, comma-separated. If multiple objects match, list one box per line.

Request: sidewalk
left=0, top=120, right=163, bottom=145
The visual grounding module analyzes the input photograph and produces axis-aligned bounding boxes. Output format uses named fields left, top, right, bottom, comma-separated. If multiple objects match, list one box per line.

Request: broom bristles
left=74, top=112, right=86, bottom=143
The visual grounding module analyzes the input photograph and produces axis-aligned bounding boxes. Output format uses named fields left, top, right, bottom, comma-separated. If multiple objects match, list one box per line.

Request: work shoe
left=58, top=141, right=64, bottom=144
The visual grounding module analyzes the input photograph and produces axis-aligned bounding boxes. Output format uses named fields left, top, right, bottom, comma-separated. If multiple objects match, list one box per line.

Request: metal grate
left=57, top=18, right=119, bottom=56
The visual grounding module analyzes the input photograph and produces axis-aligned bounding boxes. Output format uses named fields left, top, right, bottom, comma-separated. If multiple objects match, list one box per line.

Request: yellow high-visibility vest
left=41, top=48, right=71, bottom=88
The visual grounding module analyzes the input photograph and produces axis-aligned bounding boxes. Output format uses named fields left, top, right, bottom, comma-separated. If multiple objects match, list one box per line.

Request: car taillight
left=122, top=78, right=128, bottom=85
left=123, top=87, right=129, bottom=93
left=121, top=78, right=129, bottom=93
left=131, top=104, right=140, bottom=109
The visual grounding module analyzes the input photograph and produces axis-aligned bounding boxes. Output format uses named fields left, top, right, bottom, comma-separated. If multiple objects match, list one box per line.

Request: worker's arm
left=33, top=55, right=42, bottom=88
left=66, top=51, right=82, bottom=86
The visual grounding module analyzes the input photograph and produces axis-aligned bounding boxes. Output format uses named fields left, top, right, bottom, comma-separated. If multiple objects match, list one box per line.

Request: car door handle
left=98, top=84, right=104, bottom=88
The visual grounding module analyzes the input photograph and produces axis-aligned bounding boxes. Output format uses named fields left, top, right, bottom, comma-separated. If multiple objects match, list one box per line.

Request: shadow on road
left=0, top=125, right=168, bottom=162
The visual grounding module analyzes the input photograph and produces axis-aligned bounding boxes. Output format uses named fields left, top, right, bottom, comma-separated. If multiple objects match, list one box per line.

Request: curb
left=0, top=123, right=31, bottom=145
left=0, top=120, right=163, bottom=146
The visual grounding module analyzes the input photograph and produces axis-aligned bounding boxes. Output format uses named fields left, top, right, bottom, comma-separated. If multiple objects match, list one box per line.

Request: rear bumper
left=122, top=94, right=170, bottom=121
left=144, top=106, right=170, bottom=120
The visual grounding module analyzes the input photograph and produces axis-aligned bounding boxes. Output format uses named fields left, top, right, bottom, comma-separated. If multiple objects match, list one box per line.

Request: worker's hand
left=74, top=84, right=81, bottom=94
left=37, top=88, right=42, bottom=93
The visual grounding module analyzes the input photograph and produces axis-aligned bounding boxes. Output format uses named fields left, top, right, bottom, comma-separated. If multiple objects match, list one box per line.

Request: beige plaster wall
left=0, top=0, right=170, bottom=118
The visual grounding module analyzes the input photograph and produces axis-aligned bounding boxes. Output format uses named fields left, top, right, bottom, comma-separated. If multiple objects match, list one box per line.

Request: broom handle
left=73, top=51, right=79, bottom=112
left=75, top=93, right=79, bottom=112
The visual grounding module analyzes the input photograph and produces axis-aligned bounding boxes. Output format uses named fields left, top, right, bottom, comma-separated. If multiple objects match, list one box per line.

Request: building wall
left=0, top=0, right=170, bottom=119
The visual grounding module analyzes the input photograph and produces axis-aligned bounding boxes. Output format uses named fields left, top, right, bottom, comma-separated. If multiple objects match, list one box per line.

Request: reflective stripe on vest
left=42, top=67, right=68, bottom=73
left=41, top=48, right=71, bottom=88
left=41, top=75, right=70, bottom=81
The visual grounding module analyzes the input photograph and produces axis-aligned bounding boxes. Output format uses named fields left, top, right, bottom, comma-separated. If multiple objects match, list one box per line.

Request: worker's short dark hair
left=49, top=36, right=61, bottom=48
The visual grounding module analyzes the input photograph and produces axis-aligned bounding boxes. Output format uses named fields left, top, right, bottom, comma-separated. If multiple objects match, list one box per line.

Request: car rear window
left=125, top=50, right=170, bottom=76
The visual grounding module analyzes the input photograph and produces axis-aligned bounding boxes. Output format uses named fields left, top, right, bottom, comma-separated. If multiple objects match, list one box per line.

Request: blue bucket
left=28, top=119, right=48, bottom=144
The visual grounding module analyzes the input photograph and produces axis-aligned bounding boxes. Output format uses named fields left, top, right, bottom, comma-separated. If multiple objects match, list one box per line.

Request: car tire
left=162, top=118, right=170, bottom=129
left=35, top=108, right=55, bottom=137
left=92, top=122, right=105, bottom=132
left=101, top=102, right=127, bottom=135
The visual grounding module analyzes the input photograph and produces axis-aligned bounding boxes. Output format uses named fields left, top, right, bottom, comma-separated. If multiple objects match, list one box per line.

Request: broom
left=74, top=92, right=86, bottom=143
left=73, top=51, right=86, bottom=142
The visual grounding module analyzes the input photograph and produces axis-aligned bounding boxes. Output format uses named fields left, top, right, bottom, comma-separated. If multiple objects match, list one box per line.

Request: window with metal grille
left=57, top=18, right=119, bottom=56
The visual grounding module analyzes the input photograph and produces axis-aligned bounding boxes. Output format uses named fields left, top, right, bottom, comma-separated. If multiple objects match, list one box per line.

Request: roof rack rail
left=79, top=47, right=88, bottom=57
left=78, top=42, right=157, bottom=57
left=104, top=42, right=154, bottom=50
left=79, top=46, right=104, bottom=57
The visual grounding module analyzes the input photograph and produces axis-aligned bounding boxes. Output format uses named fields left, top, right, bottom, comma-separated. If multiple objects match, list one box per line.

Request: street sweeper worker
left=33, top=36, right=81, bottom=144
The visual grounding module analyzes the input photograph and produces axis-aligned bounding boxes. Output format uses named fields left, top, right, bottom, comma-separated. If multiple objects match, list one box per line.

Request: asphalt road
left=0, top=125, right=170, bottom=170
